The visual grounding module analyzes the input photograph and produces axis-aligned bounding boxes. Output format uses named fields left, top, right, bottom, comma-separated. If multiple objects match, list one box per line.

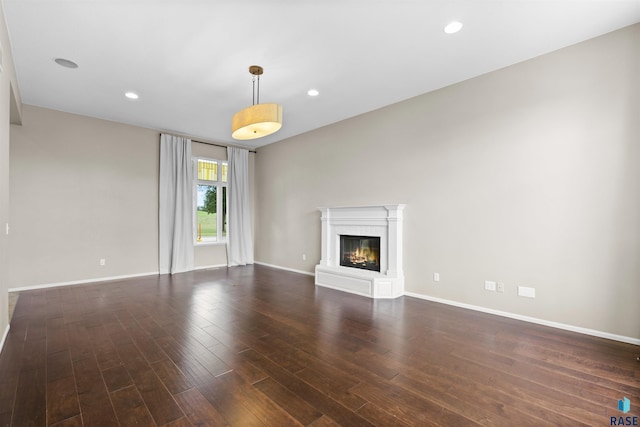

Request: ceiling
left=3, top=0, right=640, bottom=149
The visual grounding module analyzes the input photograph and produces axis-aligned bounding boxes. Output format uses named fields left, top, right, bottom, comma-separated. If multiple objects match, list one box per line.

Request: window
left=194, top=158, right=227, bottom=244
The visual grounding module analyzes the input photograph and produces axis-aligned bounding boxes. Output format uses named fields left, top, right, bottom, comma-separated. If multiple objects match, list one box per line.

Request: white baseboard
left=404, top=292, right=640, bottom=346
left=9, top=265, right=238, bottom=292
left=193, top=264, right=228, bottom=271
left=9, top=271, right=159, bottom=292
left=254, top=261, right=315, bottom=277
left=0, top=324, right=9, bottom=355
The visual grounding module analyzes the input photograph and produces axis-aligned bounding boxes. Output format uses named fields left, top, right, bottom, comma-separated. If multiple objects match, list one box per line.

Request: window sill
left=194, top=241, right=227, bottom=247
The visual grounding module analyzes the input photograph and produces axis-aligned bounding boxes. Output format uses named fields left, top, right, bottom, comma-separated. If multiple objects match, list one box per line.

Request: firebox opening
left=340, top=235, right=381, bottom=272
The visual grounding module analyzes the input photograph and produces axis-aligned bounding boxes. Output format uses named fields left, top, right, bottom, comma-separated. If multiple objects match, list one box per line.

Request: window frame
left=193, top=157, right=228, bottom=245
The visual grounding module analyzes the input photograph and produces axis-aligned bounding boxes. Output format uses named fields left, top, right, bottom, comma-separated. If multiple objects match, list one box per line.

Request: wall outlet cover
left=518, top=286, right=536, bottom=298
left=484, top=280, right=497, bottom=291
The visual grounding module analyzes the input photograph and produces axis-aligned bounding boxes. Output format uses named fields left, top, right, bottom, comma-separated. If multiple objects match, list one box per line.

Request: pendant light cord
left=251, top=74, right=261, bottom=106
left=252, top=75, right=255, bottom=105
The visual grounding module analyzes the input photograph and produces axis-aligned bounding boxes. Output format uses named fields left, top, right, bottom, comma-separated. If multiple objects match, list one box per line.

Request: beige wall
left=255, top=24, right=640, bottom=340
left=9, top=107, right=238, bottom=288
left=0, top=1, right=21, bottom=341
left=10, top=106, right=160, bottom=286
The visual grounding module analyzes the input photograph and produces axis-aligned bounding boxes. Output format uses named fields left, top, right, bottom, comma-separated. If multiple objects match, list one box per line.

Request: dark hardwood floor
left=0, top=264, right=638, bottom=426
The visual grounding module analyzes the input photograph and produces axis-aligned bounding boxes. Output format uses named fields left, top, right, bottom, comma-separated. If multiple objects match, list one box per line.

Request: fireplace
left=340, top=235, right=380, bottom=272
left=315, top=205, right=405, bottom=299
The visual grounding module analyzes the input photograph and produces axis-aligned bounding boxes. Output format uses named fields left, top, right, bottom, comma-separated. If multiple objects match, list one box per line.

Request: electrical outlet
left=99, top=259, right=106, bottom=266
left=518, top=286, right=535, bottom=298
left=302, top=254, right=306, bottom=261
left=4, top=223, right=8, bottom=235
left=433, top=272, right=440, bottom=282
left=497, top=282, right=505, bottom=293
left=484, top=280, right=497, bottom=292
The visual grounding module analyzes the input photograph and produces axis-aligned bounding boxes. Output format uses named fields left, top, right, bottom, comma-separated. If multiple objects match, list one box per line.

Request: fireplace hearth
left=315, top=205, right=405, bottom=299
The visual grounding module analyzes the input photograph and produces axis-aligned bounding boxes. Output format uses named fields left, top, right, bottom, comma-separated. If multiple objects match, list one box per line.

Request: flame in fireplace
left=348, top=246, right=379, bottom=267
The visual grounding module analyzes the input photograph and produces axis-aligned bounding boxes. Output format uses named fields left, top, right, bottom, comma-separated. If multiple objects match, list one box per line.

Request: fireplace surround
left=315, top=205, right=405, bottom=298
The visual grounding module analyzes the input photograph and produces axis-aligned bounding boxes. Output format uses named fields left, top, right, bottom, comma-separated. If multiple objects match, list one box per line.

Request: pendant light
left=231, top=65, right=283, bottom=140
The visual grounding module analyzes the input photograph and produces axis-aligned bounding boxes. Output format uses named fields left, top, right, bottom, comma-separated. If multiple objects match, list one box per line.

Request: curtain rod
left=193, top=139, right=256, bottom=154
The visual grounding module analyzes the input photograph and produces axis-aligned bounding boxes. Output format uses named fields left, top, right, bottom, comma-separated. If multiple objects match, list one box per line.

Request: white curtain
left=226, top=146, right=254, bottom=266
left=159, top=134, right=194, bottom=274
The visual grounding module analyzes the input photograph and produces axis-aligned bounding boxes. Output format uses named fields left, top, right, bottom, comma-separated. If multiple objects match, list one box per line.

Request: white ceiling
left=3, top=0, right=640, bottom=148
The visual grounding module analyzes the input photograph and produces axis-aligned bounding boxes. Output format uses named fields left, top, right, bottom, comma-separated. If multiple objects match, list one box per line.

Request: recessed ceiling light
left=444, top=21, right=463, bottom=34
left=54, top=58, right=78, bottom=69
left=125, top=92, right=139, bottom=100
left=307, top=89, right=319, bottom=97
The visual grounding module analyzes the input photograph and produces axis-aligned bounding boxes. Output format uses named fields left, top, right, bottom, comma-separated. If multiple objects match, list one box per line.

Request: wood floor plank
left=253, top=377, right=323, bottom=425
left=87, top=325, right=122, bottom=371
left=511, top=355, right=640, bottom=401
left=173, top=387, right=228, bottom=427
left=65, top=323, right=94, bottom=363
left=201, top=323, right=251, bottom=353
left=130, top=368, right=186, bottom=426
left=435, top=351, right=608, bottom=425
left=385, top=342, right=572, bottom=425
left=12, top=367, right=47, bottom=427
left=218, top=371, right=305, bottom=426
left=307, top=415, right=342, bottom=426
left=466, top=344, right=629, bottom=405
left=155, top=335, right=220, bottom=387
left=49, top=415, right=83, bottom=427
left=197, top=378, right=265, bottom=427
left=184, top=324, right=223, bottom=349
left=125, top=321, right=168, bottom=363
left=101, top=365, right=133, bottom=393
left=73, top=356, right=119, bottom=426
left=0, top=328, right=27, bottom=423
left=258, top=338, right=307, bottom=373
left=46, top=376, right=80, bottom=426
left=391, top=372, right=553, bottom=427
left=182, top=343, right=231, bottom=378
left=295, top=367, right=366, bottom=411
left=21, top=330, right=47, bottom=371
left=162, top=416, right=193, bottom=427
left=207, top=342, right=268, bottom=385
left=241, top=349, right=375, bottom=427
left=46, top=317, right=69, bottom=356
left=115, top=341, right=185, bottom=425
left=135, top=314, right=171, bottom=340
left=110, top=386, right=156, bottom=427
left=356, top=403, right=412, bottom=427
left=150, top=358, right=194, bottom=395
left=47, top=350, right=74, bottom=384
left=349, top=379, right=448, bottom=427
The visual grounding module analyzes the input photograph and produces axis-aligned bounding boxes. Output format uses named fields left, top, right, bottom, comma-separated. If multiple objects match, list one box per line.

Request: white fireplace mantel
left=315, top=204, right=405, bottom=298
